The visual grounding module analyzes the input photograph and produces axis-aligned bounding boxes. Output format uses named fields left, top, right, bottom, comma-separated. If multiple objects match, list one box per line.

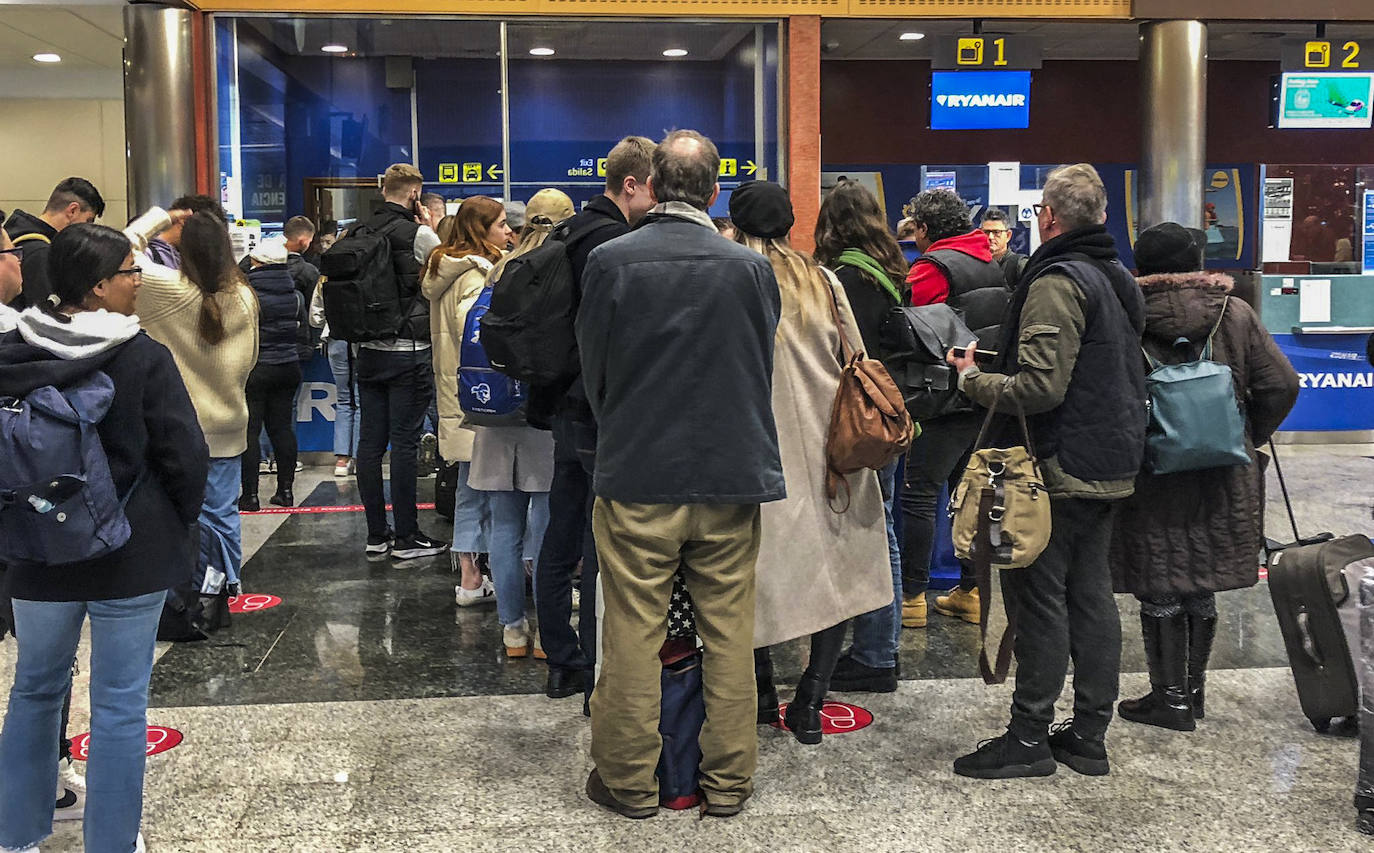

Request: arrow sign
left=487, top=164, right=504, bottom=181
left=744, top=161, right=758, bottom=176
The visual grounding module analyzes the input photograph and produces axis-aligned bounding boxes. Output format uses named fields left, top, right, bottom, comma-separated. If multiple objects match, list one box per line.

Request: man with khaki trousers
left=575, top=129, right=785, bottom=818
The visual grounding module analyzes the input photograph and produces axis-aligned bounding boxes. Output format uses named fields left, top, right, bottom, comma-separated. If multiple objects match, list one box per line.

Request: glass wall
left=214, top=16, right=783, bottom=232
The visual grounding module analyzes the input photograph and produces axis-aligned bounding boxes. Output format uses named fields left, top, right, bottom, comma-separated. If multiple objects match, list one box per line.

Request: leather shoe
left=237, top=494, right=259, bottom=513
left=586, top=769, right=656, bottom=819
left=269, top=489, right=294, bottom=508
left=546, top=668, right=586, bottom=699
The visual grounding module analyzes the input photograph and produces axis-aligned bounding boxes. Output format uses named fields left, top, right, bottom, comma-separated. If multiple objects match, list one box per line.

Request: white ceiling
left=0, top=3, right=123, bottom=71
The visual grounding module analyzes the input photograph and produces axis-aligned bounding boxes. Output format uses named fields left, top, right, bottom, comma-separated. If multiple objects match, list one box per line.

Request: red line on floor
left=243, top=503, right=437, bottom=516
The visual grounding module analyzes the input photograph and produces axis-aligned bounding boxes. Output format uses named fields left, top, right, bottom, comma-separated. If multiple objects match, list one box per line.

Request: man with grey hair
left=946, top=162, right=1146, bottom=780
left=576, top=129, right=784, bottom=819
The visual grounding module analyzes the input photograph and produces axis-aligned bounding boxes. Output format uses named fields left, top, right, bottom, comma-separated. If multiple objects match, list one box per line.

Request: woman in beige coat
left=422, top=196, right=510, bottom=605
left=732, top=183, right=892, bottom=745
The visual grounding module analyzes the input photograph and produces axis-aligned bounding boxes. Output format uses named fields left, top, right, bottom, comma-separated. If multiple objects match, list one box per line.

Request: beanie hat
left=1134, top=223, right=1206, bottom=276
left=729, top=181, right=794, bottom=240
left=524, top=189, right=575, bottom=228
left=250, top=237, right=288, bottom=266
left=503, top=200, right=527, bottom=231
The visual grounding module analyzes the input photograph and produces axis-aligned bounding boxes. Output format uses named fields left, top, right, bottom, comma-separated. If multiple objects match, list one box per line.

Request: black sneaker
left=391, top=534, right=449, bottom=561
left=828, top=651, right=897, bottom=693
left=953, top=731, right=1057, bottom=779
left=365, top=530, right=395, bottom=557
left=1048, top=720, right=1110, bottom=776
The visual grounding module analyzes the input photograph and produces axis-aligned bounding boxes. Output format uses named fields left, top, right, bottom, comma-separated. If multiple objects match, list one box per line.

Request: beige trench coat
left=753, top=268, right=893, bottom=647
left=422, top=253, right=492, bottom=463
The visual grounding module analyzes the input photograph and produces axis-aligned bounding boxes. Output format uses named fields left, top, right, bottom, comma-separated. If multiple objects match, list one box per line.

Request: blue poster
left=930, top=71, right=1032, bottom=130
left=1363, top=190, right=1374, bottom=275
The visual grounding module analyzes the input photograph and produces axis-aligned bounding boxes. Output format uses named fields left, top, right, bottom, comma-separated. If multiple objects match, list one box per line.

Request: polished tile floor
left=3, top=447, right=1372, bottom=851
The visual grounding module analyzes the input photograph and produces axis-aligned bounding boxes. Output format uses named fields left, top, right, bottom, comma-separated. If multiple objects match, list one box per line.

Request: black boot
left=755, top=648, right=779, bottom=726
left=270, top=488, right=295, bottom=508
left=784, top=672, right=827, bottom=745
left=238, top=493, right=259, bottom=513
left=1188, top=613, right=1217, bottom=720
left=1118, top=613, right=1196, bottom=732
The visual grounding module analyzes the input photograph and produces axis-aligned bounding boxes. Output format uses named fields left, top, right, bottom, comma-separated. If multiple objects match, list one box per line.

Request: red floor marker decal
left=228, top=593, right=282, bottom=613
left=70, top=726, right=183, bottom=761
left=242, top=503, right=436, bottom=516
left=772, top=701, right=874, bottom=735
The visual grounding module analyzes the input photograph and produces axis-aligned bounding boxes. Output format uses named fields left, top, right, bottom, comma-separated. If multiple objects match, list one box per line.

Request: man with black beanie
left=947, top=163, right=1146, bottom=780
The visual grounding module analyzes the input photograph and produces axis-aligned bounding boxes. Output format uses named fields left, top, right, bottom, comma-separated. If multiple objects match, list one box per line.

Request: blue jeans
left=848, top=458, right=902, bottom=670
left=201, top=457, right=243, bottom=592
left=327, top=339, right=360, bottom=459
left=486, top=490, right=550, bottom=627
left=0, top=591, right=164, bottom=853
left=450, top=462, right=491, bottom=554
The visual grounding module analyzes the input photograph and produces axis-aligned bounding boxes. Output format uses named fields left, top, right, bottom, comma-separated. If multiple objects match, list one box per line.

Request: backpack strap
left=1201, top=296, right=1229, bottom=361
left=12, top=233, right=51, bottom=247
left=835, top=249, right=903, bottom=305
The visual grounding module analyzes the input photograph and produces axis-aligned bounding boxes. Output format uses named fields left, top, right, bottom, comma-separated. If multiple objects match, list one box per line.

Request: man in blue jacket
left=576, top=130, right=785, bottom=819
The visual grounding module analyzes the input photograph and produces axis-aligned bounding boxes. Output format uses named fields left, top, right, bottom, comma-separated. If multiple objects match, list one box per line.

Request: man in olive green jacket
left=946, top=163, right=1146, bottom=780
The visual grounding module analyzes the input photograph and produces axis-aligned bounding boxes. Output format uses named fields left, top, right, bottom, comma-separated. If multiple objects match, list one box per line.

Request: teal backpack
left=1143, top=297, right=1250, bottom=475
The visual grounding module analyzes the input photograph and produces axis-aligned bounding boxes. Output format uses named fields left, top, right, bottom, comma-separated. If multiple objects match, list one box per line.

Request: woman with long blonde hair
left=466, top=189, right=573, bottom=657
left=422, top=196, right=510, bottom=606
left=731, top=182, right=892, bottom=745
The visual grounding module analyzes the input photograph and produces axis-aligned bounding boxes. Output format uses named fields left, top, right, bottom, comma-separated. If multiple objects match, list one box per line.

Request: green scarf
left=835, top=249, right=903, bottom=305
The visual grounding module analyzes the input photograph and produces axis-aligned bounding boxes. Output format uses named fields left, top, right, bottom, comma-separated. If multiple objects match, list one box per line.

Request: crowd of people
left=0, top=129, right=1305, bottom=850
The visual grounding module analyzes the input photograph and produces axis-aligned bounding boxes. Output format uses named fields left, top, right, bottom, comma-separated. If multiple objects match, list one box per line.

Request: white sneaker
left=295, top=461, right=304, bottom=473
left=59, top=755, right=86, bottom=793
left=334, top=462, right=350, bottom=478
left=135, top=833, right=146, bottom=853
left=571, top=587, right=581, bottom=612
left=455, top=577, right=496, bottom=607
left=258, top=459, right=272, bottom=475
left=53, top=784, right=84, bottom=822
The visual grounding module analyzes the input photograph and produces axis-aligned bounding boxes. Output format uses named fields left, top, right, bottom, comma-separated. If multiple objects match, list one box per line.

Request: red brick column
left=787, top=15, right=821, bottom=255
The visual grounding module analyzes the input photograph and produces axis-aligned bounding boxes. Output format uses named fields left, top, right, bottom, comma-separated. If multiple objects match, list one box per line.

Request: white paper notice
left=988, top=162, right=1021, bottom=205
left=1262, top=220, right=1294, bottom=263
left=1299, top=279, right=1332, bottom=324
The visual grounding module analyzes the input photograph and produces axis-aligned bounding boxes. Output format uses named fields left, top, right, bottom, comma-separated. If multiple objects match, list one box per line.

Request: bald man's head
left=649, top=130, right=721, bottom=211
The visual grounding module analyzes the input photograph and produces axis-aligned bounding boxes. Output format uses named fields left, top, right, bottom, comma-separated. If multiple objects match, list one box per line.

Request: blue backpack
left=1143, top=297, right=1251, bottom=475
left=458, top=285, right=528, bottom=427
left=0, top=370, right=137, bottom=566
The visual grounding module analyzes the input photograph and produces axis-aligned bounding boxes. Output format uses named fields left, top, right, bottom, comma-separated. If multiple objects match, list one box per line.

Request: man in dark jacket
left=576, top=130, right=784, bottom=819
left=948, top=163, right=1146, bottom=780
left=982, top=208, right=1028, bottom=288
left=3, top=177, right=105, bottom=309
left=531, top=136, right=656, bottom=703
left=282, top=216, right=321, bottom=360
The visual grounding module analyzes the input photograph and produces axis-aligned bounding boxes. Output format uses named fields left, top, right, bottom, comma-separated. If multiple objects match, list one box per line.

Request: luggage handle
left=1295, top=609, right=1325, bottom=668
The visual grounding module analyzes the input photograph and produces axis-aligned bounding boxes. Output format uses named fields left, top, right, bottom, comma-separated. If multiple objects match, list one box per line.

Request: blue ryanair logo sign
left=930, top=71, right=1033, bottom=130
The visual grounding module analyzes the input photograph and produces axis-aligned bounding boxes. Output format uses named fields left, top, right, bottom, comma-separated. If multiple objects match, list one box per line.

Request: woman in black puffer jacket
left=239, top=238, right=302, bottom=511
left=1110, top=223, right=1299, bottom=733
left=0, top=224, right=207, bottom=853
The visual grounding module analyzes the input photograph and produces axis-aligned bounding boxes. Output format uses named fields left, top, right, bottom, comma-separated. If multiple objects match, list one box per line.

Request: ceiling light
left=529, top=47, right=555, bottom=56
left=898, top=32, right=925, bottom=41
left=32, top=52, right=61, bottom=63
left=663, top=48, right=688, bottom=57
left=321, top=44, right=348, bottom=54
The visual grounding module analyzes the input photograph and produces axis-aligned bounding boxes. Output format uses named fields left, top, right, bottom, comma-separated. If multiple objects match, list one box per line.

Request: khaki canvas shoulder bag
left=948, top=377, right=1051, bottom=684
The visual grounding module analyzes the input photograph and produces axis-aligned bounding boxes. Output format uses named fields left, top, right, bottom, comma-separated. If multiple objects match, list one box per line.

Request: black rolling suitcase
left=1268, top=535, right=1374, bottom=733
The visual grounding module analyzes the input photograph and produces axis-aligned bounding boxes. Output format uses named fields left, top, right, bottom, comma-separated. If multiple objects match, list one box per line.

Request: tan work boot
left=901, top=593, right=928, bottom=628
left=934, top=587, right=980, bottom=624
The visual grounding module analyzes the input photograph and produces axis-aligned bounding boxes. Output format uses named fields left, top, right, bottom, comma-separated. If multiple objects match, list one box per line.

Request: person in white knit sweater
left=127, top=209, right=259, bottom=617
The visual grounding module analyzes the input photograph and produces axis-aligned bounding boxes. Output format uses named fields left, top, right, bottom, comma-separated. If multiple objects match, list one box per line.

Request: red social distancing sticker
left=228, top=594, right=283, bottom=614
left=773, top=701, right=874, bottom=735
left=71, top=726, right=183, bottom=761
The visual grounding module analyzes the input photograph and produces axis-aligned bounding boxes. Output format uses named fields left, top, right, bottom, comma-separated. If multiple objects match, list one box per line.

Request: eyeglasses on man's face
left=980, top=227, right=1010, bottom=237
left=1033, top=204, right=1049, bottom=217
left=0, top=247, right=21, bottom=258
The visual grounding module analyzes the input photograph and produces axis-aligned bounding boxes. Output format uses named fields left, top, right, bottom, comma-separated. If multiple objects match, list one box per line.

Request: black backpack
left=479, top=218, right=619, bottom=385
left=879, top=303, right=977, bottom=422
left=318, top=220, right=413, bottom=343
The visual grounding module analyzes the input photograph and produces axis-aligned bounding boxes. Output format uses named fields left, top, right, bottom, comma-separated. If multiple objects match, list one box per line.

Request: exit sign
left=1282, top=38, right=1374, bottom=72
left=932, top=35, right=1042, bottom=71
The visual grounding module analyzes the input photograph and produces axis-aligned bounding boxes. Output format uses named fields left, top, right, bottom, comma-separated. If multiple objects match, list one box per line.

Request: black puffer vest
left=920, top=247, right=1010, bottom=343
left=1005, top=253, right=1147, bottom=483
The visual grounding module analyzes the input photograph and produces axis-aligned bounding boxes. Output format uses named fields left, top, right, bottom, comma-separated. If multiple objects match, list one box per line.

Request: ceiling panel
left=0, top=5, right=123, bottom=70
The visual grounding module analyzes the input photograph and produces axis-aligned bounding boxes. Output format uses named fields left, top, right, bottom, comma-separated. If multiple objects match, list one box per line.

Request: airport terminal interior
left=1, top=0, right=1374, bottom=850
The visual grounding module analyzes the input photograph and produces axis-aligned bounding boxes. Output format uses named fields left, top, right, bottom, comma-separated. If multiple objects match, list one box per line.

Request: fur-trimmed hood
left=1136, top=271, right=1234, bottom=343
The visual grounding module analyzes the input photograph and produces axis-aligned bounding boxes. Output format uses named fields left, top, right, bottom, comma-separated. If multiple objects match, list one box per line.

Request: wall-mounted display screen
left=930, top=71, right=1031, bottom=130
left=1277, top=72, right=1374, bottom=129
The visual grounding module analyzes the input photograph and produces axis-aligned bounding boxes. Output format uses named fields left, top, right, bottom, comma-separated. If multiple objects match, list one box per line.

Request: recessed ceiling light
left=321, top=44, right=348, bottom=54
left=529, top=47, right=555, bottom=56
left=898, top=32, right=925, bottom=41
left=32, top=52, right=61, bottom=63
left=663, top=48, right=688, bottom=58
